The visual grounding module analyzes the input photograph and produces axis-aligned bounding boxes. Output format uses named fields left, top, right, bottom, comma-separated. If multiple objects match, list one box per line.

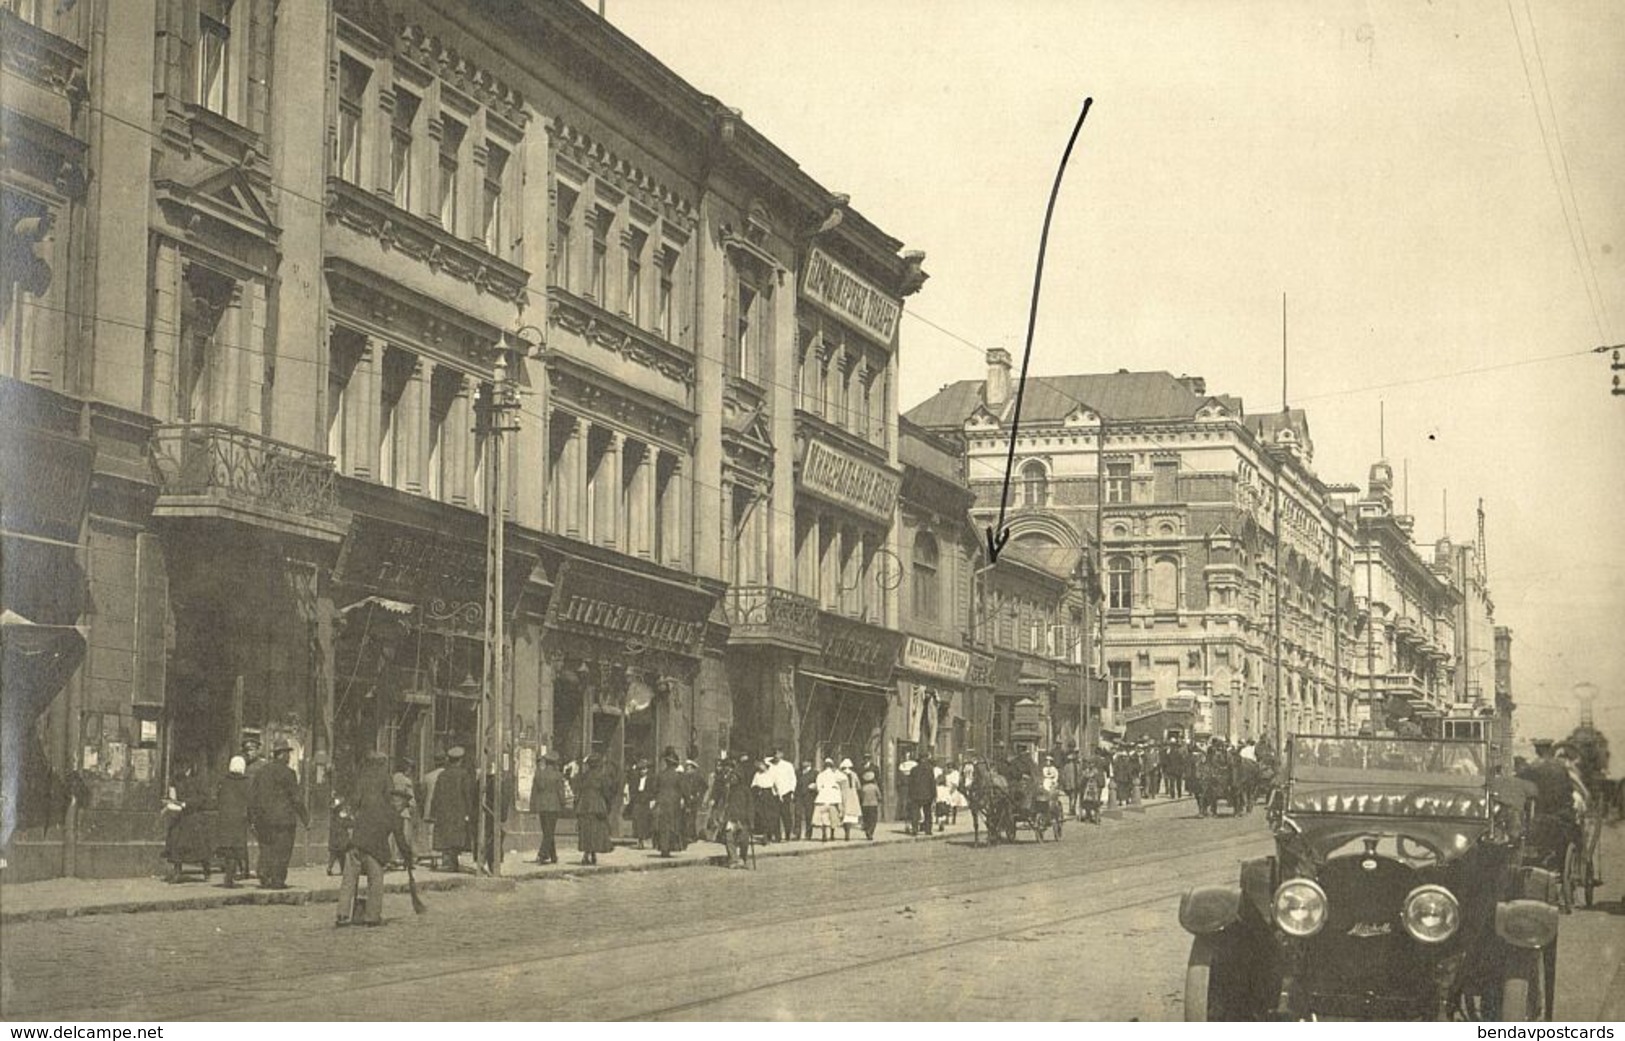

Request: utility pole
left=475, top=350, right=520, bottom=876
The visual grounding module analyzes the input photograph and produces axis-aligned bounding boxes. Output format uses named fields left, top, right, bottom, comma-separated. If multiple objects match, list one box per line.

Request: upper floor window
left=624, top=227, right=646, bottom=324
left=1020, top=459, right=1048, bottom=507
left=656, top=246, right=677, bottom=341
left=337, top=56, right=369, bottom=184
left=482, top=142, right=509, bottom=257
left=197, top=2, right=238, bottom=120
left=390, top=91, right=420, bottom=210
left=1108, top=556, right=1134, bottom=610
left=1109, top=661, right=1133, bottom=712
left=731, top=280, right=759, bottom=379
left=552, top=183, right=578, bottom=291
left=912, top=531, right=940, bottom=622
left=589, top=208, right=612, bottom=302
left=437, top=117, right=465, bottom=234
left=1105, top=460, right=1132, bottom=504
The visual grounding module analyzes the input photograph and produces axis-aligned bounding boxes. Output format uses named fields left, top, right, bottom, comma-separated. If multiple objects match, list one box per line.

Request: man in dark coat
left=722, top=753, right=756, bottom=868
left=429, top=746, right=475, bottom=872
left=247, top=739, right=307, bottom=889
left=908, top=751, right=937, bottom=836
left=678, top=756, right=706, bottom=846
left=337, top=753, right=411, bottom=927
left=529, top=752, right=566, bottom=865
left=213, top=755, right=252, bottom=888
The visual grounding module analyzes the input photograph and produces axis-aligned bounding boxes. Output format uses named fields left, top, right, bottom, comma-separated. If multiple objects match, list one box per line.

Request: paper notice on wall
left=139, top=719, right=159, bottom=744
left=82, top=747, right=99, bottom=771
left=131, top=748, right=154, bottom=782
left=105, top=742, right=128, bottom=777
left=515, top=747, right=536, bottom=813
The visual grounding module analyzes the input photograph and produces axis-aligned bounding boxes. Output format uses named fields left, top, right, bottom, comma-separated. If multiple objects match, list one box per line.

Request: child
left=858, top=769, right=883, bottom=841
left=327, top=793, right=355, bottom=875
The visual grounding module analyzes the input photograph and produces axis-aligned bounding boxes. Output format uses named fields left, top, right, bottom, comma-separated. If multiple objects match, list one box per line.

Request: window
left=1109, top=662, right=1134, bottom=712
left=1105, top=461, right=1132, bottom=504
left=1108, top=556, right=1134, bottom=610
left=390, top=91, right=420, bottom=211
left=732, top=282, right=757, bottom=378
left=482, top=142, right=509, bottom=255
left=337, top=56, right=369, bottom=184
left=1020, top=459, right=1048, bottom=507
left=589, top=208, right=611, bottom=302
left=1154, top=459, right=1179, bottom=502
left=197, top=2, right=235, bottom=119
left=624, top=227, right=646, bottom=323
left=438, top=118, right=465, bottom=233
left=178, top=266, right=233, bottom=423
left=656, top=246, right=676, bottom=341
left=326, top=328, right=364, bottom=469
left=1151, top=556, right=1179, bottom=611
left=427, top=368, right=458, bottom=502
left=856, top=370, right=872, bottom=441
left=912, top=531, right=940, bottom=622
left=552, top=183, right=578, bottom=290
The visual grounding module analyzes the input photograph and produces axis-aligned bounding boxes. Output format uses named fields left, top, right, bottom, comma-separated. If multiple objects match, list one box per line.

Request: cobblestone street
left=5, top=811, right=1621, bottom=1021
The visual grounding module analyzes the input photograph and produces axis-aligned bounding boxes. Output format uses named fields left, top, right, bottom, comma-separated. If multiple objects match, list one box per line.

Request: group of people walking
left=160, top=737, right=307, bottom=889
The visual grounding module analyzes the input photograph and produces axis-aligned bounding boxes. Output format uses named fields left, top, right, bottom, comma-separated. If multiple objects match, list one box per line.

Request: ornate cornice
left=325, top=177, right=530, bottom=304
left=547, top=286, right=695, bottom=387
left=548, top=359, right=694, bottom=453
left=551, top=118, right=696, bottom=233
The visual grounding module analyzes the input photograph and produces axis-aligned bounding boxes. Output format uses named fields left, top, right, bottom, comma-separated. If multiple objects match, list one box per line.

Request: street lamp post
left=475, top=349, right=521, bottom=876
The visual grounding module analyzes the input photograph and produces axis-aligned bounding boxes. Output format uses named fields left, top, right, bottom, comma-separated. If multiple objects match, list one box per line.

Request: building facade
left=0, top=0, right=925, bottom=880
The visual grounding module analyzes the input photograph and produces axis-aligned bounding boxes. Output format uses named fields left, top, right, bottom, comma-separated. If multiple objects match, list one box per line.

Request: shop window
left=1105, top=460, right=1132, bottom=504
left=438, top=117, right=465, bottom=234
left=390, top=91, right=420, bottom=211
left=552, top=182, right=578, bottom=290
left=912, top=531, right=940, bottom=622
left=337, top=55, right=369, bottom=184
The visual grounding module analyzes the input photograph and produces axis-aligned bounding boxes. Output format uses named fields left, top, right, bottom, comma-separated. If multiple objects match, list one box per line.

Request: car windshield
left=1288, top=735, right=1487, bottom=787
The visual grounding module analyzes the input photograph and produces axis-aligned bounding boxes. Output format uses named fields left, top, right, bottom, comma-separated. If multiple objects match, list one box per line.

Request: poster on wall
left=515, top=745, right=537, bottom=813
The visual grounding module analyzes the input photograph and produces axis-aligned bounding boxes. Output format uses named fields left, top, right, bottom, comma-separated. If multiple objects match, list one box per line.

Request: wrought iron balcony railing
left=151, top=423, right=339, bottom=527
left=724, top=584, right=821, bottom=650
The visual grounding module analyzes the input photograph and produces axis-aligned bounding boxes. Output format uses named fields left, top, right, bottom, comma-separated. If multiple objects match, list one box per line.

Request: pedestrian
left=1079, top=756, right=1104, bottom=824
left=859, top=768, right=883, bottom=840
left=238, top=739, right=265, bottom=878
left=751, top=758, right=779, bottom=844
left=813, top=758, right=844, bottom=842
left=161, top=762, right=212, bottom=882
left=417, top=752, right=446, bottom=865
left=429, top=746, right=474, bottom=873
left=247, top=739, right=307, bottom=889
left=336, top=752, right=412, bottom=927
left=722, top=752, right=756, bottom=868
left=628, top=759, right=653, bottom=850
left=390, top=759, right=418, bottom=866
left=326, top=792, right=354, bottom=875
left=908, top=750, right=937, bottom=836
left=679, top=755, right=706, bottom=846
left=528, top=751, right=565, bottom=864
left=839, top=758, right=862, bottom=841
left=1058, top=752, right=1079, bottom=819
left=769, top=750, right=798, bottom=841
left=944, top=761, right=967, bottom=825
left=798, top=760, right=818, bottom=841
left=652, top=747, right=687, bottom=857
left=703, top=752, right=731, bottom=843
left=574, top=753, right=615, bottom=866
left=212, top=756, right=251, bottom=888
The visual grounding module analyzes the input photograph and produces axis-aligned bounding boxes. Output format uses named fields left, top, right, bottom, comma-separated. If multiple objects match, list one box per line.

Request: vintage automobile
left=1177, top=734, right=1560, bottom=1021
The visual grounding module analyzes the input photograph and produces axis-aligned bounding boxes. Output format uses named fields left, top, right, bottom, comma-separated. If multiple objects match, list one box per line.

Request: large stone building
left=0, top=0, right=925, bottom=880
left=907, top=353, right=1468, bottom=749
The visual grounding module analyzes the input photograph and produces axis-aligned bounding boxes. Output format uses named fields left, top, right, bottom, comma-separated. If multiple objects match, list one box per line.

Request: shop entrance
left=802, top=682, right=882, bottom=769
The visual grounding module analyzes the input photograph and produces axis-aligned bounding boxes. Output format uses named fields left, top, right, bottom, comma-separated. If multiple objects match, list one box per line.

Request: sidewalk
left=0, top=795, right=1193, bottom=924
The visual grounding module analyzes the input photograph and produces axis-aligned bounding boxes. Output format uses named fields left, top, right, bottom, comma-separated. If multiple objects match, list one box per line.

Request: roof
left=998, top=542, right=1083, bottom=578
left=905, top=371, right=1236, bottom=429
left=899, top=420, right=963, bottom=484
left=1251, top=408, right=1311, bottom=445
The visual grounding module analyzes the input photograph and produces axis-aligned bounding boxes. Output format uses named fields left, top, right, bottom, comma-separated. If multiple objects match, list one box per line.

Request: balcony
left=150, top=424, right=345, bottom=541
left=724, top=585, right=821, bottom=652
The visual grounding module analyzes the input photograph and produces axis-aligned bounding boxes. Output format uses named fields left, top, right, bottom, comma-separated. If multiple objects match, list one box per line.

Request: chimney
left=1178, top=373, right=1207, bottom=397
left=986, top=347, right=1012, bottom=409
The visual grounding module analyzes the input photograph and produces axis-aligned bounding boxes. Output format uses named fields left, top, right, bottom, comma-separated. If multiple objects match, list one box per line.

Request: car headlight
left=1272, top=878, right=1328, bottom=938
left=1402, top=885, right=1460, bottom=944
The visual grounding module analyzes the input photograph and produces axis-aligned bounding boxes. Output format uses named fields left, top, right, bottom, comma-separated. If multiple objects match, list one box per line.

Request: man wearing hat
left=430, top=745, right=475, bottom=872
left=529, top=750, right=566, bottom=865
left=246, top=738, right=307, bottom=889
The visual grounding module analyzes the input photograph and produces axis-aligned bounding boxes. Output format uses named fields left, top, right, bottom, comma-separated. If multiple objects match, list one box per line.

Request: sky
left=591, top=0, right=1625, bottom=760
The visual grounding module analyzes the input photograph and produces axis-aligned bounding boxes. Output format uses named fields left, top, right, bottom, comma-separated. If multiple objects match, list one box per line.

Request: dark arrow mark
left=986, top=96, right=1094, bottom=565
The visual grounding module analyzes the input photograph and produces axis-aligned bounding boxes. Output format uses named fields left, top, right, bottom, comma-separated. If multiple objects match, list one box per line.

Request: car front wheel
left=1500, top=950, right=1547, bottom=1022
left=1185, top=933, right=1257, bottom=1021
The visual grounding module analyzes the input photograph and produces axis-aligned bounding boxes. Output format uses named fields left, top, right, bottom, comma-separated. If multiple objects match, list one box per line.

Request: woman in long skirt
left=651, top=749, right=687, bottom=857
left=575, top=754, right=614, bottom=865
left=628, top=761, right=653, bottom=849
left=838, top=758, right=862, bottom=841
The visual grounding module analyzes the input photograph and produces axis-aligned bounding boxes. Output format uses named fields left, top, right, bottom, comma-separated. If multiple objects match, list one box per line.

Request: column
left=719, top=477, right=736, bottom=584
left=448, top=374, right=474, bottom=506
left=400, top=356, right=429, bottom=495
left=216, top=284, right=245, bottom=427
left=634, top=442, right=656, bottom=559
left=345, top=335, right=383, bottom=479
left=572, top=418, right=589, bottom=539
left=595, top=430, right=623, bottom=549
left=662, top=453, right=685, bottom=568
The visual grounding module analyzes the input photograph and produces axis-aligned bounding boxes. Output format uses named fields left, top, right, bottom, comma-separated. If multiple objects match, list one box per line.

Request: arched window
left=1151, top=556, right=1179, bottom=611
left=1020, top=459, right=1048, bottom=507
left=1108, top=556, right=1134, bottom=610
left=912, top=530, right=940, bottom=621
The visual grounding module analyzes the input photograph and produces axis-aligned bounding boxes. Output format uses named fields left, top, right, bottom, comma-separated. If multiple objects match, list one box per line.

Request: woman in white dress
left=813, top=758, right=844, bottom=842
left=838, top=758, right=862, bottom=841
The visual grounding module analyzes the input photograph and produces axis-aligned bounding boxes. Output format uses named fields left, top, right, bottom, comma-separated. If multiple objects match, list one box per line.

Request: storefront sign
left=333, top=515, right=534, bottom=636
left=1119, top=699, right=1165, bottom=724
left=545, top=558, right=711, bottom=656
left=965, top=652, right=997, bottom=688
left=802, top=247, right=902, bottom=344
left=816, top=612, right=905, bottom=684
left=900, top=636, right=971, bottom=682
left=799, top=439, right=900, bottom=525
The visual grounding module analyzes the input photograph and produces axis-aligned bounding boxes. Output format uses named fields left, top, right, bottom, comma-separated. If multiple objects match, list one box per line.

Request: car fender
left=1241, top=855, right=1276, bottom=922
left=1180, top=884, right=1243, bottom=935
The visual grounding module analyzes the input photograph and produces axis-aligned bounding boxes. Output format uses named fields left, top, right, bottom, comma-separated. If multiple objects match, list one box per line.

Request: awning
left=340, top=596, right=416, bottom=616
left=799, top=669, right=893, bottom=698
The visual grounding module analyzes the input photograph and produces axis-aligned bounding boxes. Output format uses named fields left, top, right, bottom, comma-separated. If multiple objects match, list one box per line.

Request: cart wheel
left=1583, top=851, right=1597, bottom=909
left=1561, top=842, right=1581, bottom=913
left=1185, top=933, right=1253, bottom=1020
left=1499, top=949, right=1546, bottom=1022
